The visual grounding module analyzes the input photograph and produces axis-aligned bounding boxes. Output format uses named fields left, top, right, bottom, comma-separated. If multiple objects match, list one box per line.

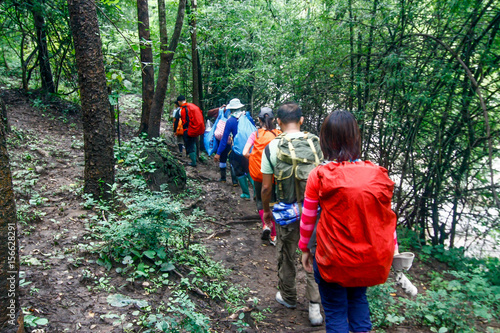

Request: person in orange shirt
left=242, top=107, right=281, bottom=245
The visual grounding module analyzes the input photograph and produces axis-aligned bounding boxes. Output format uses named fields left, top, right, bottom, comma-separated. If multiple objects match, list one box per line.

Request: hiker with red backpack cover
left=242, top=107, right=281, bottom=246
left=299, top=110, right=397, bottom=333
left=174, top=95, right=205, bottom=167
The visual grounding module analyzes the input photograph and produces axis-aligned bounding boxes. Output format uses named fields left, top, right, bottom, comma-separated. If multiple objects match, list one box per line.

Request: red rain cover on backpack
left=314, top=161, right=396, bottom=287
left=181, top=103, right=205, bottom=137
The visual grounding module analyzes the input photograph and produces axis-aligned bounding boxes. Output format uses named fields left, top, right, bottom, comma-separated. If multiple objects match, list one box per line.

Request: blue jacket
left=216, top=116, right=238, bottom=155
left=216, top=111, right=256, bottom=155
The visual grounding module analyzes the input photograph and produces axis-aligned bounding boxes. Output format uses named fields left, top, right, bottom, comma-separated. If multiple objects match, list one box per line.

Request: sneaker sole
left=276, top=296, right=296, bottom=308
left=261, top=229, right=271, bottom=241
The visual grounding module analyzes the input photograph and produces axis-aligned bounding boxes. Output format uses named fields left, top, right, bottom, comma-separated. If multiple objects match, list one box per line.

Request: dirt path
left=2, top=89, right=423, bottom=332
left=187, top=163, right=325, bottom=332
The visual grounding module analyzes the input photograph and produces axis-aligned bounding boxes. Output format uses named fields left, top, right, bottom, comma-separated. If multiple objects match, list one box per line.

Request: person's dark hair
left=176, top=95, right=186, bottom=102
left=320, top=110, right=361, bottom=162
left=259, top=114, right=276, bottom=130
left=277, top=102, right=302, bottom=124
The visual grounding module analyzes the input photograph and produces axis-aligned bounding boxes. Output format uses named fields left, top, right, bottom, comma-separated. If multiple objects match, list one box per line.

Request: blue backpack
left=204, top=107, right=225, bottom=156
left=232, top=112, right=257, bottom=155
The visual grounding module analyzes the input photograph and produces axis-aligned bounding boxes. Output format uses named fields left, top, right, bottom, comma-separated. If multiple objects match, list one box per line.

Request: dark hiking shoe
left=261, top=226, right=271, bottom=241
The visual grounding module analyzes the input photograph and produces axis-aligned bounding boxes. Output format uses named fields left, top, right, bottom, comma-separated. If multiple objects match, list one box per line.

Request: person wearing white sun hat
left=214, top=98, right=255, bottom=199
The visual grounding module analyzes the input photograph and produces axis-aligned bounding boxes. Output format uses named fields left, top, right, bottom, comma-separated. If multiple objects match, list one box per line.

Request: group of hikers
left=171, top=96, right=400, bottom=333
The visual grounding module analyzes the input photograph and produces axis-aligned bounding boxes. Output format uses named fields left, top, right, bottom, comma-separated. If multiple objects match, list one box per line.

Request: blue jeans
left=313, top=259, right=372, bottom=333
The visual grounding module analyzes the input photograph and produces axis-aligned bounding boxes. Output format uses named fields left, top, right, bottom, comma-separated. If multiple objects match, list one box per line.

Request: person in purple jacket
left=214, top=98, right=254, bottom=199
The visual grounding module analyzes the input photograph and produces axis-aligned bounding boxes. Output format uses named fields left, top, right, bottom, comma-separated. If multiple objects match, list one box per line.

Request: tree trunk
left=190, top=0, right=202, bottom=108
left=0, top=100, right=24, bottom=332
left=21, top=35, right=28, bottom=92
left=30, top=0, right=55, bottom=94
left=348, top=0, right=354, bottom=111
left=137, top=0, right=155, bottom=135
left=0, top=98, right=9, bottom=133
left=147, top=0, right=187, bottom=138
left=68, top=0, right=115, bottom=199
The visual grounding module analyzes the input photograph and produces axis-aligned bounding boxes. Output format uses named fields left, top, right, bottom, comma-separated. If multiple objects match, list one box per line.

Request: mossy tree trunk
left=30, top=0, right=55, bottom=94
left=147, top=0, right=186, bottom=138
left=137, top=0, right=155, bottom=135
left=67, top=0, right=115, bottom=199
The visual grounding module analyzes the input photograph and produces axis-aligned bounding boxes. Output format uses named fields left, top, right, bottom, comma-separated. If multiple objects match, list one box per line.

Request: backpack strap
left=276, top=136, right=286, bottom=197
left=268, top=129, right=278, bottom=137
left=285, top=137, right=303, bottom=214
left=305, top=134, right=321, bottom=166
left=264, top=144, right=273, bottom=173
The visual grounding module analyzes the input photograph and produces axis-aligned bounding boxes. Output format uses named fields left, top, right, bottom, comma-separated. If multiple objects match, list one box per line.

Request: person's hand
left=263, top=210, right=273, bottom=229
left=214, top=154, right=220, bottom=163
left=302, top=251, right=313, bottom=273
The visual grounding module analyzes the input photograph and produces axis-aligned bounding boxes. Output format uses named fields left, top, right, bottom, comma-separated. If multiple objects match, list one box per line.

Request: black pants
left=183, top=132, right=197, bottom=154
left=229, top=151, right=249, bottom=178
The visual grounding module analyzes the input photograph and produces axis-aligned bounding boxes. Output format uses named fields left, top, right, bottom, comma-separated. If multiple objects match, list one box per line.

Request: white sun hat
left=226, top=98, right=245, bottom=109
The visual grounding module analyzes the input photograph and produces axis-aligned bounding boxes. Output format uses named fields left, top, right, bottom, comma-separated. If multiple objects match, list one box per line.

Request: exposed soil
left=2, top=88, right=437, bottom=333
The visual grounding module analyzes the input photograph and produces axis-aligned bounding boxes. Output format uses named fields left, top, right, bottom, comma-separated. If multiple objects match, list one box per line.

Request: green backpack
left=273, top=132, right=323, bottom=204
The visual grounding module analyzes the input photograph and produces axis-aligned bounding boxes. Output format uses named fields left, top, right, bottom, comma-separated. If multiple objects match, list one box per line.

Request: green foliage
left=367, top=281, right=403, bottom=328
left=367, top=241, right=500, bottom=332
left=233, top=312, right=250, bottom=332
left=0, top=0, right=76, bottom=93
left=115, top=136, right=160, bottom=176
left=139, top=292, right=210, bottom=333
left=92, top=187, right=200, bottom=266
left=23, top=308, right=49, bottom=328
left=115, top=136, right=187, bottom=192
left=402, top=269, right=500, bottom=332
left=399, top=232, right=500, bottom=287
left=197, top=0, right=500, bottom=252
left=82, top=137, right=248, bottom=331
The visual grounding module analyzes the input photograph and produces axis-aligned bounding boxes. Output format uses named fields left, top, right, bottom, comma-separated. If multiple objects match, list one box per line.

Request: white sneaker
left=309, top=302, right=323, bottom=326
left=275, top=291, right=296, bottom=308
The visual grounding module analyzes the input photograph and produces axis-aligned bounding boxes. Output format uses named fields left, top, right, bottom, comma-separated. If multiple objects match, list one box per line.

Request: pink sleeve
left=394, top=230, right=399, bottom=253
left=299, top=169, right=320, bottom=252
left=246, top=131, right=256, bottom=146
